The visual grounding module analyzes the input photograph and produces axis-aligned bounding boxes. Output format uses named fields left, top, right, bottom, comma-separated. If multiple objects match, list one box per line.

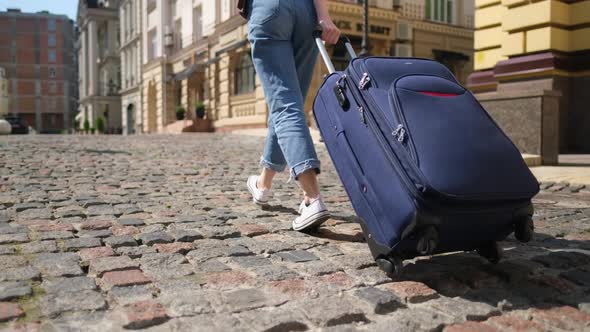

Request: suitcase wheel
left=376, top=255, right=403, bottom=277
left=476, top=242, right=503, bottom=264
left=416, top=226, right=438, bottom=256
left=514, top=216, right=534, bottom=243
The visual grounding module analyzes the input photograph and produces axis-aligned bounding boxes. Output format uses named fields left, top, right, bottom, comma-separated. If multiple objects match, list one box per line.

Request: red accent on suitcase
left=418, top=91, right=459, bottom=97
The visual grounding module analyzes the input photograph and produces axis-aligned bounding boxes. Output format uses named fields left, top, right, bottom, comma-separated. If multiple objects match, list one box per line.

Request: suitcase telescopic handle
left=313, top=27, right=357, bottom=74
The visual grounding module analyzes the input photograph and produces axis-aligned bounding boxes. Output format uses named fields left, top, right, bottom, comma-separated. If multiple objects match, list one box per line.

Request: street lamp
left=360, top=0, right=370, bottom=56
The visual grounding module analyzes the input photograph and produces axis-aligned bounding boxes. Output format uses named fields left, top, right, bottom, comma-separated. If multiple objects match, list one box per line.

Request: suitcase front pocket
left=390, top=75, right=539, bottom=201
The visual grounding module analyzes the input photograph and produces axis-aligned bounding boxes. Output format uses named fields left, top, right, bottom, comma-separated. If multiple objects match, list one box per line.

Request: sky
left=0, top=0, right=78, bottom=20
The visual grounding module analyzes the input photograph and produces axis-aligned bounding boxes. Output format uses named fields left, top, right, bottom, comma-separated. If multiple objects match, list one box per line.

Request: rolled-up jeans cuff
left=260, top=157, right=287, bottom=173
left=290, top=159, right=321, bottom=181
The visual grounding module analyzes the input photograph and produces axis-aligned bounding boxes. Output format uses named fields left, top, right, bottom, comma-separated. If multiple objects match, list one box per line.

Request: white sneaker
left=293, top=197, right=330, bottom=232
left=247, top=175, right=272, bottom=206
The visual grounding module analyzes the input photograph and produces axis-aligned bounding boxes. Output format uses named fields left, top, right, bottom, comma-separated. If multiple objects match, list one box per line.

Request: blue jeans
left=248, top=0, right=320, bottom=180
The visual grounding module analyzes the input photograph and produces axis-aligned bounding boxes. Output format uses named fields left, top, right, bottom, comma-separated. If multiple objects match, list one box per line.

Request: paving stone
left=353, top=286, right=405, bottom=314
left=198, top=226, right=241, bottom=239
left=186, top=244, right=252, bottom=263
left=19, top=240, right=58, bottom=254
left=112, top=225, right=140, bottom=236
left=35, top=231, right=74, bottom=240
left=205, top=270, right=256, bottom=289
left=77, top=229, right=113, bottom=238
left=116, top=245, right=157, bottom=259
left=29, top=223, right=75, bottom=232
left=528, top=306, right=590, bottom=331
left=101, top=269, right=151, bottom=289
left=0, top=302, right=24, bottom=322
left=231, top=255, right=272, bottom=268
left=79, top=220, right=112, bottom=230
left=423, top=297, right=501, bottom=323
left=160, top=290, right=215, bottom=317
left=138, top=231, right=174, bottom=246
left=62, top=237, right=102, bottom=251
left=194, top=259, right=231, bottom=273
left=118, top=218, right=145, bottom=226
left=109, top=284, right=155, bottom=305
left=139, top=253, right=194, bottom=280
left=380, top=281, right=439, bottom=304
left=0, top=281, right=32, bottom=300
left=251, top=264, right=299, bottom=281
left=0, top=245, right=15, bottom=255
left=0, top=233, right=29, bottom=244
left=89, top=256, right=139, bottom=277
left=275, top=250, right=320, bottom=263
left=168, top=229, right=203, bottom=242
left=154, top=242, right=193, bottom=254
left=31, top=253, right=83, bottom=277
left=0, top=255, right=27, bottom=269
left=78, top=246, right=115, bottom=261
left=40, top=289, right=107, bottom=318
left=86, top=205, right=117, bottom=217
left=120, top=300, right=169, bottom=329
left=41, top=276, right=97, bottom=293
left=300, top=295, right=369, bottom=327
left=0, top=266, right=41, bottom=281
left=236, top=224, right=269, bottom=237
left=218, top=288, right=287, bottom=313
left=104, top=235, right=137, bottom=248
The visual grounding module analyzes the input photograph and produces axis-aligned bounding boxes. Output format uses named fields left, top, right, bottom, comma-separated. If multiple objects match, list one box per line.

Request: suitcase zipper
left=342, top=73, right=421, bottom=199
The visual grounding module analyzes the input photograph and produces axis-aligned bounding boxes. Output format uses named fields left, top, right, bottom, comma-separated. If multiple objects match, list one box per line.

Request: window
left=234, top=53, right=256, bottom=95
left=48, top=34, right=56, bottom=47
left=426, top=0, right=454, bottom=24
left=48, top=19, right=56, bottom=31
left=49, top=67, right=56, bottom=78
left=48, top=50, right=56, bottom=63
left=48, top=82, right=57, bottom=94
left=148, top=28, right=157, bottom=60
left=174, top=19, right=182, bottom=51
left=194, top=6, right=202, bottom=41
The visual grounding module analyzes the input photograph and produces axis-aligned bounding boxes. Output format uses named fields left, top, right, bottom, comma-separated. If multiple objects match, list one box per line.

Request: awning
left=173, top=63, right=203, bottom=81
left=214, top=39, right=248, bottom=57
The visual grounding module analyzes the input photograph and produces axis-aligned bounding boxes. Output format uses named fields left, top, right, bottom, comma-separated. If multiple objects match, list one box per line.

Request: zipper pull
left=392, top=124, right=406, bottom=143
left=358, top=106, right=366, bottom=125
left=358, top=73, right=371, bottom=90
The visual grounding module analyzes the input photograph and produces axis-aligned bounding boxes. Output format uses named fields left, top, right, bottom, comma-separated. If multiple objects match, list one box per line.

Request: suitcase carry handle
left=313, top=27, right=357, bottom=74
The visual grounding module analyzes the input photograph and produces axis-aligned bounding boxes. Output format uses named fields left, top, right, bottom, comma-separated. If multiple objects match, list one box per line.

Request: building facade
left=139, top=0, right=474, bottom=133
left=468, top=0, right=590, bottom=164
left=0, top=67, right=7, bottom=117
left=120, top=0, right=143, bottom=135
left=0, top=9, right=77, bottom=133
left=76, top=0, right=122, bottom=133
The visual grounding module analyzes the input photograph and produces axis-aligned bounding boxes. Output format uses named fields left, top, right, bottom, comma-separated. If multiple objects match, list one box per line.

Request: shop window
left=234, top=53, right=255, bottom=95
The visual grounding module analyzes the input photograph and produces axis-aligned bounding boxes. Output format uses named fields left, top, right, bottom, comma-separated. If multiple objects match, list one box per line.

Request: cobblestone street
left=0, top=134, right=589, bottom=331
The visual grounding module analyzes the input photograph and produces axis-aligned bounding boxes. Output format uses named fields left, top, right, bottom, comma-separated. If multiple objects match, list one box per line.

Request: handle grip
left=313, top=26, right=357, bottom=74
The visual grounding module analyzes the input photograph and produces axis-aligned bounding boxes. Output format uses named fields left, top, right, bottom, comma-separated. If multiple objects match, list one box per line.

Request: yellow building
left=144, top=0, right=474, bottom=133
left=468, top=0, right=590, bottom=164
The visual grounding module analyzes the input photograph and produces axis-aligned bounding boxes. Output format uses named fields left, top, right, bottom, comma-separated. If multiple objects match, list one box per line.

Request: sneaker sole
left=293, top=211, right=331, bottom=232
left=247, top=179, right=270, bottom=207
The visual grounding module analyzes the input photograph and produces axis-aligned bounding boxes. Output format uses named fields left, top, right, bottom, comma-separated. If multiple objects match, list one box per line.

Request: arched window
left=234, top=52, right=256, bottom=95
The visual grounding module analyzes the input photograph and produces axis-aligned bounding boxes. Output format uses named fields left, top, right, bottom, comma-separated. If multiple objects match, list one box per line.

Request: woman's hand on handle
left=314, top=0, right=341, bottom=44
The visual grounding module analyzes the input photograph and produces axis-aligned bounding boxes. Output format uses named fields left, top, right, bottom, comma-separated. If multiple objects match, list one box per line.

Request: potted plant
left=83, top=119, right=90, bottom=134
left=90, top=127, right=96, bottom=134
left=176, top=105, right=186, bottom=120
left=195, top=101, right=206, bottom=119
left=96, top=117, right=105, bottom=134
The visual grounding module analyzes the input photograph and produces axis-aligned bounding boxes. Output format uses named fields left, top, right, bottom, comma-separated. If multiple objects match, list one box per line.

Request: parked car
left=3, top=116, right=29, bottom=134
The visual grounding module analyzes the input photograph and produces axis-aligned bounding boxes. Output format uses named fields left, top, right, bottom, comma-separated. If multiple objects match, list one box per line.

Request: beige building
left=142, top=0, right=474, bottom=133
left=76, top=0, right=122, bottom=133
left=120, top=0, right=143, bottom=134
left=468, top=0, right=590, bottom=164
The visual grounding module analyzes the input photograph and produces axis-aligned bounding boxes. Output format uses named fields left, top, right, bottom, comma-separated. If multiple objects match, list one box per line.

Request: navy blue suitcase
left=312, top=35, right=540, bottom=275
